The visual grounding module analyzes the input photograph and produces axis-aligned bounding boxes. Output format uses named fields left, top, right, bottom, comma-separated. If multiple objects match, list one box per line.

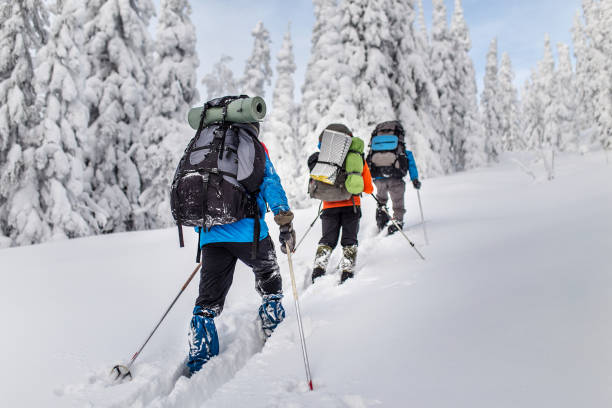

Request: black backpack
left=170, top=96, right=266, bottom=260
left=366, top=120, right=409, bottom=179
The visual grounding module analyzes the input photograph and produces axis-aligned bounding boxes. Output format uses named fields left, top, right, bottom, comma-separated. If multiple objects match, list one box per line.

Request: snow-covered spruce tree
left=240, top=21, right=272, bottom=98
left=34, top=0, right=95, bottom=241
left=388, top=0, right=442, bottom=176
left=415, top=0, right=429, bottom=52
left=539, top=34, right=557, bottom=149
left=298, top=0, right=344, bottom=155
left=480, top=37, right=503, bottom=162
left=587, top=0, right=612, bottom=151
left=138, top=0, right=199, bottom=228
left=571, top=11, right=597, bottom=143
left=555, top=43, right=579, bottom=151
left=429, top=0, right=454, bottom=172
left=0, top=0, right=49, bottom=247
left=449, top=0, right=485, bottom=170
left=328, top=0, right=395, bottom=138
left=265, top=26, right=306, bottom=207
left=498, top=52, right=522, bottom=151
left=521, top=66, right=545, bottom=150
left=82, top=0, right=155, bottom=233
left=202, top=55, right=239, bottom=100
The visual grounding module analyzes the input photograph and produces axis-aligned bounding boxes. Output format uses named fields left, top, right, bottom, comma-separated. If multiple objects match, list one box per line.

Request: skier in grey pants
left=366, top=121, right=421, bottom=235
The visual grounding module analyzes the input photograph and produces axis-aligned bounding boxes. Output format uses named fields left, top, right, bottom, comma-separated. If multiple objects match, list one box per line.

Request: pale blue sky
left=162, top=0, right=583, bottom=101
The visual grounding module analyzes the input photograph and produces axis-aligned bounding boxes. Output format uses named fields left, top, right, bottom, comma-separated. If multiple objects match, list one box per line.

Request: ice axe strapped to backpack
left=171, top=96, right=267, bottom=261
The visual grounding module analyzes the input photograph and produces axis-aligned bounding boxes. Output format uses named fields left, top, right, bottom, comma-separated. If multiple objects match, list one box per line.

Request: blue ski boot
left=258, top=294, right=285, bottom=338
left=187, top=306, right=219, bottom=374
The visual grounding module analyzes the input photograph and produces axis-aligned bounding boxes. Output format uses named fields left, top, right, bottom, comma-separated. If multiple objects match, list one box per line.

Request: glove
left=274, top=210, right=296, bottom=253
left=279, top=223, right=296, bottom=253
left=412, top=179, right=422, bottom=190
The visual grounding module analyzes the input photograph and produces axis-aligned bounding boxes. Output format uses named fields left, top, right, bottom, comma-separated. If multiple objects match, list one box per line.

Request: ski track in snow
left=60, top=307, right=267, bottom=408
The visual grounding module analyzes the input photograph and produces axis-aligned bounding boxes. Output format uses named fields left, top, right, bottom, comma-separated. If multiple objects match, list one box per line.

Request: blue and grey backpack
left=366, top=120, right=409, bottom=179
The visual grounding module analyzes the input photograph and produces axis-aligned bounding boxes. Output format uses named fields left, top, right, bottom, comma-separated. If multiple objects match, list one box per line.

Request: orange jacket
left=323, top=162, right=374, bottom=209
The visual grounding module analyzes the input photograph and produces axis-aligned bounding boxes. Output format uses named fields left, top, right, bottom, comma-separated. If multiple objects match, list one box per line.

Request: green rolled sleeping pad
left=187, top=96, right=267, bottom=129
left=345, top=137, right=365, bottom=195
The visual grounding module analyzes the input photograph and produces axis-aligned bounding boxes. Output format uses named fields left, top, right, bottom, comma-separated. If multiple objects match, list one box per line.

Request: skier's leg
left=388, top=178, right=406, bottom=235
left=319, top=208, right=341, bottom=249
left=313, top=208, right=340, bottom=282
left=312, top=244, right=333, bottom=283
left=187, top=306, right=219, bottom=373
left=188, top=245, right=236, bottom=373
left=233, top=237, right=285, bottom=337
left=374, top=179, right=390, bottom=231
left=194, top=244, right=238, bottom=316
left=339, top=207, right=361, bottom=282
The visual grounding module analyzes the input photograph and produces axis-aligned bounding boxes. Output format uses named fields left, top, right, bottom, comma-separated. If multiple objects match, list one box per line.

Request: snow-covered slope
left=1, top=152, right=611, bottom=407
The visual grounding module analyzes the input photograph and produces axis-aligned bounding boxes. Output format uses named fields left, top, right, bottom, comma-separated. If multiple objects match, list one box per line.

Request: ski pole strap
left=196, top=227, right=202, bottom=263
left=177, top=224, right=184, bottom=248
left=252, top=216, right=260, bottom=260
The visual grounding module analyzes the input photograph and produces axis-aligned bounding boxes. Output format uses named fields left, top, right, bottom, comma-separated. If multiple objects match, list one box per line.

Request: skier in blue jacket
left=366, top=121, right=421, bottom=235
left=187, top=143, right=296, bottom=374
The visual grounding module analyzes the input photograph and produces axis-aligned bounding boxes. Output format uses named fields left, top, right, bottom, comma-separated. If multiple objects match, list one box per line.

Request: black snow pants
left=195, top=236, right=282, bottom=316
left=319, top=206, right=362, bottom=249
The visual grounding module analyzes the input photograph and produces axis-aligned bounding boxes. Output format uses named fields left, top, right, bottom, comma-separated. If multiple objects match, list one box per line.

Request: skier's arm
left=405, top=150, right=419, bottom=181
left=261, top=155, right=290, bottom=215
left=362, top=162, right=374, bottom=195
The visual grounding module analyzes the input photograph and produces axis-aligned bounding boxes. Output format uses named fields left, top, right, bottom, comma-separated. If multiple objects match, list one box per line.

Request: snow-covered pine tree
left=539, top=34, right=557, bottom=149
left=449, top=0, right=485, bottom=170
left=571, top=11, right=597, bottom=144
left=240, top=21, right=272, bottom=98
left=498, top=52, right=522, bottom=151
left=429, top=0, right=454, bottom=172
left=202, top=55, right=239, bottom=100
left=34, top=0, right=94, bottom=241
left=521, top=66, right=545, bottom=150
left=481, top=37, right=503, bottom=162
left=555, top=43, right=579, bottom=151
left=387, top=0, right=442, bottom=176
left=265, top=26, right=305, bottom=207
left=138, top=0, right=200, bottom=228
left=0, top=0, right=49, bottom=247
left=352, top=0, right=395, bottom=132
left=415, top=0, right=429, bottom=52
left=82, top=0, right=155, bottom=233
left=588, top=0, right=612, bottom=152
left=329, top=0, right=395, bottom=137
left=298, top=0, right=344, bottom=155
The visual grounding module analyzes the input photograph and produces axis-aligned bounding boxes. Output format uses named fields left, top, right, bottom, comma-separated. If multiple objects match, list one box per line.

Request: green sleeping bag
left=344, top=137, right=365, bottom=195
left=187, top=96, right=266, bottom=129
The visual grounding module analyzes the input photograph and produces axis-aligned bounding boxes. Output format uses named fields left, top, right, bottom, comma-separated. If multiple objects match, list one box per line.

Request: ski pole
left=370, top=194, right=426, bottom=261
left=294, top=202, right=322, bottom=253
left=416, top=190, right=429, bottom=245
left=285, top=242, right=314, bottom=391
left=111, top=261, right=203, bottom=381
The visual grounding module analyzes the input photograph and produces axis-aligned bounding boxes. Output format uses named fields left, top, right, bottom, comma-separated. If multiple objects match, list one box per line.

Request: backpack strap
left=196, top=227, right=202, bottom=263
left=248, top=193, right=260, bottom=260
